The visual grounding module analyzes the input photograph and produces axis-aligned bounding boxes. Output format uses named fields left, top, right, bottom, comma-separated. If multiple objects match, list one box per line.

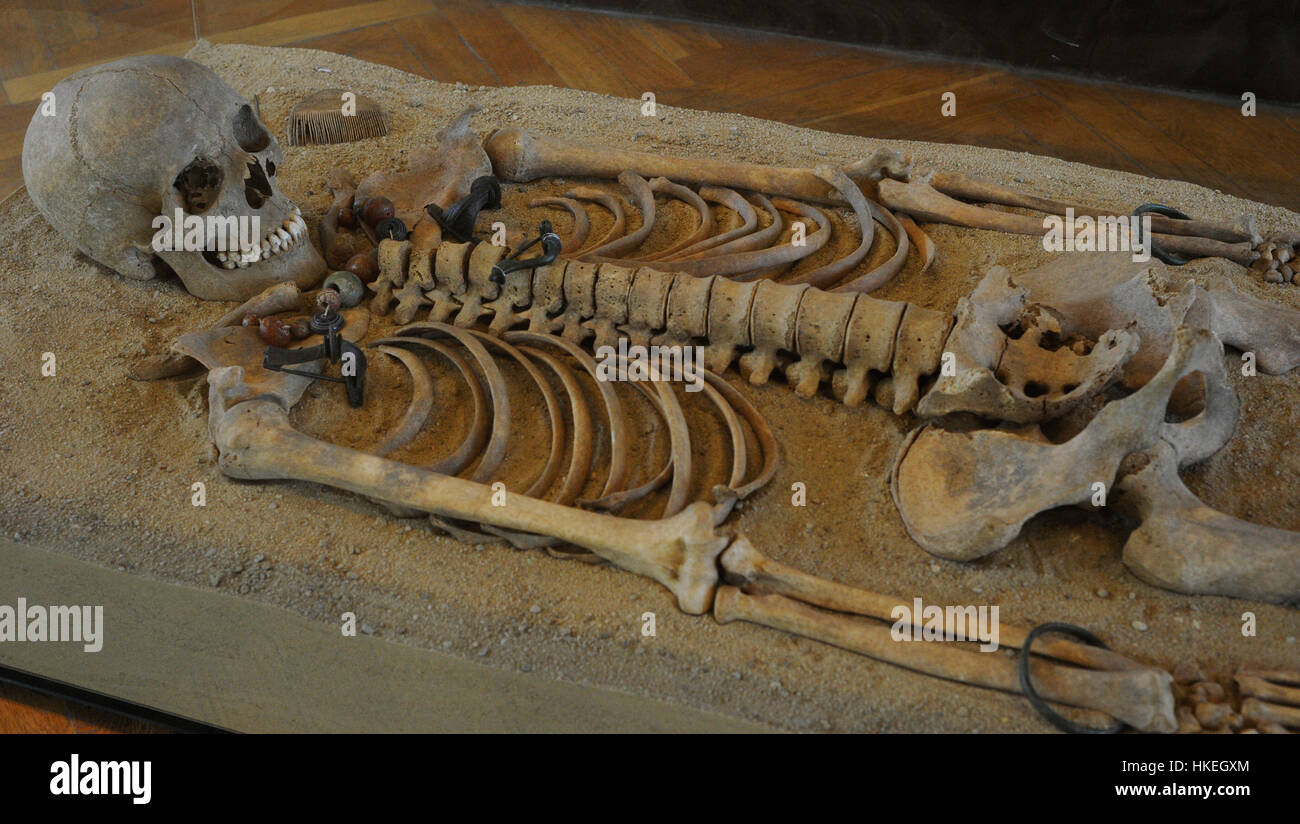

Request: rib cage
left=370, top=237, right=953, bottom=415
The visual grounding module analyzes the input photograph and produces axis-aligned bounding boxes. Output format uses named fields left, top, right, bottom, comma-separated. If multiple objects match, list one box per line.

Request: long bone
left=488, top=126, right=845, bottom=204
left=713, top=586, right=1175, bottom=732
left=891, top=326, right=1236, bottom=562
left=878, top=179, right=1258, bottom=266
left=179, top=323, right=732, bottom=614
left=721, top=537, right=1148, bottom=672
left=926, top=170, right=1256, bottom=244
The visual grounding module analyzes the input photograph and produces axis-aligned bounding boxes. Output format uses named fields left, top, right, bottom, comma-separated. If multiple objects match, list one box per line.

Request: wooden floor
left=1, top=0, right=1296, bottom=734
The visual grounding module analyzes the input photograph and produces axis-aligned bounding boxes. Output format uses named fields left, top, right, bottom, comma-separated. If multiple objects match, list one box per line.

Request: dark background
left=555, top=0, right=1300, bottom=103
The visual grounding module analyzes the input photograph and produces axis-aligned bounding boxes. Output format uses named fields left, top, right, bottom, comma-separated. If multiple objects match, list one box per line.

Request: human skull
left=22, top=55, right=323, bottom=301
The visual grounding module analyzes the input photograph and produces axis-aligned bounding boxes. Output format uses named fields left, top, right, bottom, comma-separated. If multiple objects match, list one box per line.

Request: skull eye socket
left=266, top=160, right=276, bottom=176
left=174, top=158, right=223, bottom=214
left=233, top=103, right=272, bottom=153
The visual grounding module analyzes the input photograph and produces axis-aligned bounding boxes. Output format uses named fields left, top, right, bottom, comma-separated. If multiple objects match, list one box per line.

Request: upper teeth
left=223, top=207, right=305, bottom=269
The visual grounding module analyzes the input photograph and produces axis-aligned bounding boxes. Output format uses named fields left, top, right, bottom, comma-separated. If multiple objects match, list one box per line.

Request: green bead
left=324, top=270, right=365, bottom=308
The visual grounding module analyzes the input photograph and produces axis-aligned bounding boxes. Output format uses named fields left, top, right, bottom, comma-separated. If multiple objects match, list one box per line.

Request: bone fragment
left=897, top=213, right=937, bottom=273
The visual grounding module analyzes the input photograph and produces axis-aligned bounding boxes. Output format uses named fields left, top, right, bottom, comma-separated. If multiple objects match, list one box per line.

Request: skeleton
left=46, top=77, right=1298, bottom=730
left=171, top=299, right=1178, bottom=731
left=22, top=56, right=324, bottom=301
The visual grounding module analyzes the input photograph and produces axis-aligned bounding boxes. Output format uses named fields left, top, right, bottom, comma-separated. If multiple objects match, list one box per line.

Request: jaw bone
left=892, top=325, right=1238, bottom=562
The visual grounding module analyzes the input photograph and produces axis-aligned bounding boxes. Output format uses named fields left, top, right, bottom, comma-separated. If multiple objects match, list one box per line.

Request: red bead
left=258, top=316, right=293, bottom=348
left=338, top=204, right=356, bottom=230
left=360, top=196, right=394, bottom=228
left=344, top=252, right=379, bottom=284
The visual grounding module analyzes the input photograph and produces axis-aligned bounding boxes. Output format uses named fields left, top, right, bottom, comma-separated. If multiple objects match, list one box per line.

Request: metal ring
left=1019, top=621, right=1124, bottom=734
left=1132, top=203, right=1189, bottom=266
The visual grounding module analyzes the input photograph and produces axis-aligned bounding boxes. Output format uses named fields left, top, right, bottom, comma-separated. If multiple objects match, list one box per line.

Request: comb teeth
left=285, top=89, right=392, bottom=146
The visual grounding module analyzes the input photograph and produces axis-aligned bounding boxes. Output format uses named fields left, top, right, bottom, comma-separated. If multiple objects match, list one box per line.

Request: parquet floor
left=1, top=0, right=1296, bottom=734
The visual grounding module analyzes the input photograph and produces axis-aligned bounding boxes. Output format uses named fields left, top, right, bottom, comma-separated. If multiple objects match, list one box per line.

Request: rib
left=529, top=196, right=591, bottom=254
left=642, top=177, right=713, bottom=260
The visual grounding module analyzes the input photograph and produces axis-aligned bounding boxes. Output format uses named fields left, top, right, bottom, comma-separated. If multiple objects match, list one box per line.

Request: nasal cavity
left=244, top=160, right=273, bottom=208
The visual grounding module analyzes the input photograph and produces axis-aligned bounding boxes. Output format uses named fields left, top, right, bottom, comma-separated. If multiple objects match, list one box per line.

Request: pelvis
left=893, top=253, right=1300, bottom=604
